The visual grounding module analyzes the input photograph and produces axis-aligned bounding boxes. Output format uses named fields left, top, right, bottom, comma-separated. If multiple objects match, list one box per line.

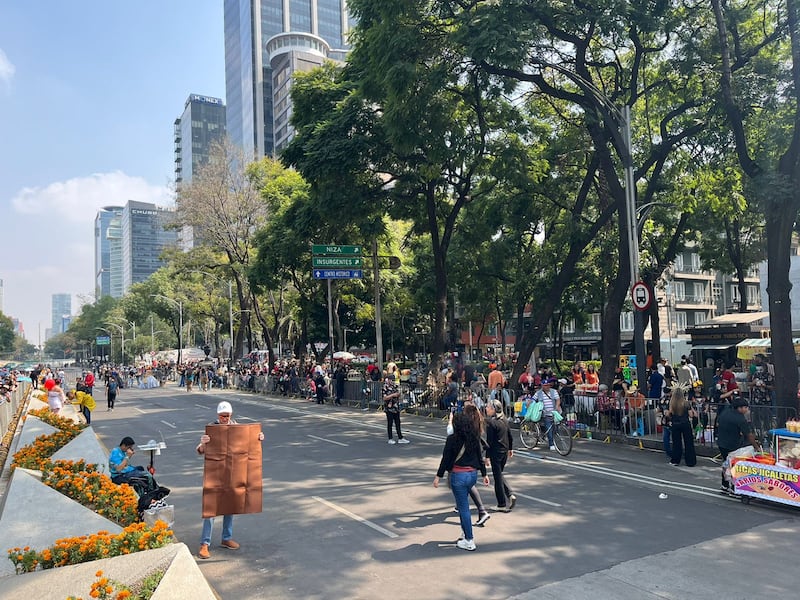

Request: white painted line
left=312, top=496, right=398, bottom=538
left=194, top=404, right=207, bottom=409
left=160, top=420, right=177, bottom=429
left=134, top=407, right=146, bottom=414
left=512, top=492, right=562, bottom=508
left=238, top=416, right=256, bottom=421
left=307, top=434, right=348, bottom=447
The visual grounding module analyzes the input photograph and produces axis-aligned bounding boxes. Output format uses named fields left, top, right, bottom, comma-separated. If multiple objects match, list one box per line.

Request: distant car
left=352, top=355, right=374, bottom=364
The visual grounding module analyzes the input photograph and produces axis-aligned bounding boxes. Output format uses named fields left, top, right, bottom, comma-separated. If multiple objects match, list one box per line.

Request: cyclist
left=533, top=378, right=562, bottom=450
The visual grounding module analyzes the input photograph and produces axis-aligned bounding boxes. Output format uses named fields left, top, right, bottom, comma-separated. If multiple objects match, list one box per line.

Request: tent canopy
left=736, top=337, right=800, bottom=360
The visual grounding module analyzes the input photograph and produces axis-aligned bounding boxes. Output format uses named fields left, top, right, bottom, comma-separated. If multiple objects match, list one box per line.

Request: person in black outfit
left=334, top=363, right=346, bottom=405
left=485, top=399, right=516, bottom=512
left=666, top=387, right=697, bottom=467
left=717, top=397, right=761, bottom=492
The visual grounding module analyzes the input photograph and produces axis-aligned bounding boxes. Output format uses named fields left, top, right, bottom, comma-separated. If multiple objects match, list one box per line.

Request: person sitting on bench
left=109, top=436, right=153, bottom=487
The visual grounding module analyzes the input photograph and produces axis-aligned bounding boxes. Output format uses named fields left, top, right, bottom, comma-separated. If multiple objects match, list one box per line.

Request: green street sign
left=313, top=256, right=363, bottom=268
left=312, top=244, right=362, bottom=256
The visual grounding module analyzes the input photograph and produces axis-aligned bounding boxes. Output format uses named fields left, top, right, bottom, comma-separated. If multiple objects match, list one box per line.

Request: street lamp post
left=105, top=323, right=125, bottom=365
left=96, top=327, right=113, bottom=363
left=188, top=271, right=235, bottom=365
left=152, top=295, right=183, bottom=366
left=537, top=62, right=647, bottom=390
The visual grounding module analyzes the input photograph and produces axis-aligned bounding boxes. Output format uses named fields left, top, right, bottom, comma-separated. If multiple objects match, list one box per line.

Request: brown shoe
left=220, top=539, right=240, bottom=550
left=198, top=544, right=210, bottom=559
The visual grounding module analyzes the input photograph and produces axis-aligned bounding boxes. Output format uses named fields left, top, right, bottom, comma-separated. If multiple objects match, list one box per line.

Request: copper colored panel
left=202, top=423, right=263, bottom=518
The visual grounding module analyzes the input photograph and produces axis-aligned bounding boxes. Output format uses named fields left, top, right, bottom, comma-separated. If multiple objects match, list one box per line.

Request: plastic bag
left=142, top=504, right=174, bottom=528
left=525, top=401, right=543, bottom=422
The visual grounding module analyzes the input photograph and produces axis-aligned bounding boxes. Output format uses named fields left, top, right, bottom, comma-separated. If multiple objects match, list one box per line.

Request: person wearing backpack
left=107, top=375, right=119, bottom=411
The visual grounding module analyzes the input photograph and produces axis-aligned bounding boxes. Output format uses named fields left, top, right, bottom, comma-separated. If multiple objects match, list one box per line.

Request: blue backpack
left=108, top=380, right=118, bottom=393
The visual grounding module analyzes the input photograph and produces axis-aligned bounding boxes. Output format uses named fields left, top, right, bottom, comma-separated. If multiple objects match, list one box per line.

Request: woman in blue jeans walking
left=433, top=413, right=489, bottom=551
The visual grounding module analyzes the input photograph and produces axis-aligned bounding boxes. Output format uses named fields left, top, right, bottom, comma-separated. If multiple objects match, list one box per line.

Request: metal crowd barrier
left=1, top=382, right=29, bottom=440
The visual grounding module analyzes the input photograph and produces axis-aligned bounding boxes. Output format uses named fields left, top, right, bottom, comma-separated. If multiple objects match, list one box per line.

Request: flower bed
left=41, top=460, right=139, bottom=526
left=66, top=569, right=165, bottom=600
left=6, top=406, right=175, bottom=580
left=7, top=521, right=174, bottom=574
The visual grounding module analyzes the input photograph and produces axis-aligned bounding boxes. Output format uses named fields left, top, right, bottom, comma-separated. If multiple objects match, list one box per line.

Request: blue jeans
left=543, top=415, right=554, bottom=447
left=201, top=515, right=234, bottom=546
left=662, top=426, right=672, bottom=457
left=450, top=470, right=478, bottom=542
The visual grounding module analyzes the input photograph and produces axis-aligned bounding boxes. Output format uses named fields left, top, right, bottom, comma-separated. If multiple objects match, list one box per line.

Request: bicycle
left=519, top=414, right=573, bottom=456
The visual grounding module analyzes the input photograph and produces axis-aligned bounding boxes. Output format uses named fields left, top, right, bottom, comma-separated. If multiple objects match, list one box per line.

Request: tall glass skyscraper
left=224, top=0, right=351, bottom=157
left=51, top=293, right=71, bottom=336
left=174, top=94, right=226, bottom=187
left=94, top=206, right=124, bottom=298
left=121, top=201, right=178, bottom=293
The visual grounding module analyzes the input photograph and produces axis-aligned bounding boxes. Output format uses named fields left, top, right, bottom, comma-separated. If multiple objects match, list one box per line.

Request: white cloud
left=11, top=171, right=173, bottom=223
left=0, top=48, right=15, bottom=84
left=2, top=172, right=173, bottom=341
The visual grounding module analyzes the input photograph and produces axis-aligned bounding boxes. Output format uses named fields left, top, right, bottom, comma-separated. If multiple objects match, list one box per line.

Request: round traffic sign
left=631, top=281, right=652, bottom=311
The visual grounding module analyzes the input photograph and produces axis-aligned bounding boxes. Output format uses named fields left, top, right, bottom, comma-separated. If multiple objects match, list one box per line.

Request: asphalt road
left=89, top=384, right=800, bottom=600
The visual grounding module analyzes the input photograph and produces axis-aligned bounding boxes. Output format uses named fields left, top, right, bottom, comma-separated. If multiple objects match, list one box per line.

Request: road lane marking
left=160, top=420, right=177, bottom=429
left=307, top=434, right=348, bottom=446
left=512, top=492, right=562, bottom=507
left=312, top=496, right=398, bottom=538
left=194, top=404, right=207, bottom=409
left=134, top=407, right=146, bottom=414
left=238, top=416, right=257, bottom=421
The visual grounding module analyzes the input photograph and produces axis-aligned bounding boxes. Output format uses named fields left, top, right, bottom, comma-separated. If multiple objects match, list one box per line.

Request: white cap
left=216, top=401, right=233, bottom=414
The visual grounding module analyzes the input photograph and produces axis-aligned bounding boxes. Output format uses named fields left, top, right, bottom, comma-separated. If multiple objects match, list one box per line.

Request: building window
left=712, top=283, right=722, bottom=301
left=693, top=282, right=706, bottom=303
left=590, top=313, right=602, bottom=333
left=731, top=284, right=740, bottom=302
left=620, top=312, right=634, bottom=332
left=674, top=254, right=684, bottom=271
left=563, top=319, right=576, bottom=334
left=694, top=311, right=707, bottom=326
left=747, top=285, right=760, bottom=306
left=675, top=311, right=687, bottom=332
left=690, top=252, right=701, bottom=272
left=673, top=281, right=686, bottom=301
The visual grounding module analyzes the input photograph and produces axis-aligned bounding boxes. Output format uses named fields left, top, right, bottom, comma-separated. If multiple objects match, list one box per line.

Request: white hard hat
left=216, top=401, right=233, bottom=414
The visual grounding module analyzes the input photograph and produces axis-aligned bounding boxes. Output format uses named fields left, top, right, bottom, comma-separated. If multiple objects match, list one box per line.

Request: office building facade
left=174, top=94, right=226, bottom=187
left=94, top=201, right=177, bottom=299
left=224, top=0, right=351, bottom=157
left=94, top=206, right=124, bottom=298
left=121, top=201, right=178, bottom=294
left=51, top=293, right=71, bottom=337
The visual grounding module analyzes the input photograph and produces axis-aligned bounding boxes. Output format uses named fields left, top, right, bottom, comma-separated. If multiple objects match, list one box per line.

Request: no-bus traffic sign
left=631, top=281, right=652, bottom=311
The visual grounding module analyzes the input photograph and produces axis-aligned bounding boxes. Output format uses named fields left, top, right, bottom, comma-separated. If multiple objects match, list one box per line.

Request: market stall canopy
left=332, top=351, right=355, bottom=360
left=691, top=343, right=736, bottom=351
left=736, top=337, right=800, bottom=360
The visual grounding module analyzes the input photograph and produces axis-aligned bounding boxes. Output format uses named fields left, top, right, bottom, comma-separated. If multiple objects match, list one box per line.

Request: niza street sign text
left=312, top=244, right=362, bottom=256
left=312, top=269, right=363, bottom=279
left=312, top=256, right=363, bottom=267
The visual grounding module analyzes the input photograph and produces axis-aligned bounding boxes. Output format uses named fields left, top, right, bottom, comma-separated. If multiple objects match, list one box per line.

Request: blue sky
left=0, top=2, right=225, bottom=343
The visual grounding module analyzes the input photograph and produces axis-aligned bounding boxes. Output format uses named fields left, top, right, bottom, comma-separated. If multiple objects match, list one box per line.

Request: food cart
left=731, top=427, right=800, bottom=508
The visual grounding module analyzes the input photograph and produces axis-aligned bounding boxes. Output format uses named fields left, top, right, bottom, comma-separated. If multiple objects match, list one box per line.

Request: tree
left=0, top=312, right=15, bottom=355
left=172, top=140, right=272, bottom=361
left=709, top=0, right=800, bottom=407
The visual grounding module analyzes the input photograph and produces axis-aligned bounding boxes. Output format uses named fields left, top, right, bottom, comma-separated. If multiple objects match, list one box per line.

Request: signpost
left=312, top=245, right=364, bottom=363
left=631, top=281, right=652, bottom=311
left=313, top=269, right=363, bottom=279
left=312, top=244, right=362, bottom=256
left=312, top=257, right=363, bottom=268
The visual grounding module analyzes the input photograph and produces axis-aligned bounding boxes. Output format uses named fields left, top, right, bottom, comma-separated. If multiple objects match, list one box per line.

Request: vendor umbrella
left=333, top=351, right=356, bottom=360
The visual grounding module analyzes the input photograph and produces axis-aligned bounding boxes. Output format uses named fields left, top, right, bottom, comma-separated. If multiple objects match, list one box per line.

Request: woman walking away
left=667, top=386, right=697, bottom=467
left=434, top=413, right=489, bottom=551
left=446, top=405, right=491, bottom=526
